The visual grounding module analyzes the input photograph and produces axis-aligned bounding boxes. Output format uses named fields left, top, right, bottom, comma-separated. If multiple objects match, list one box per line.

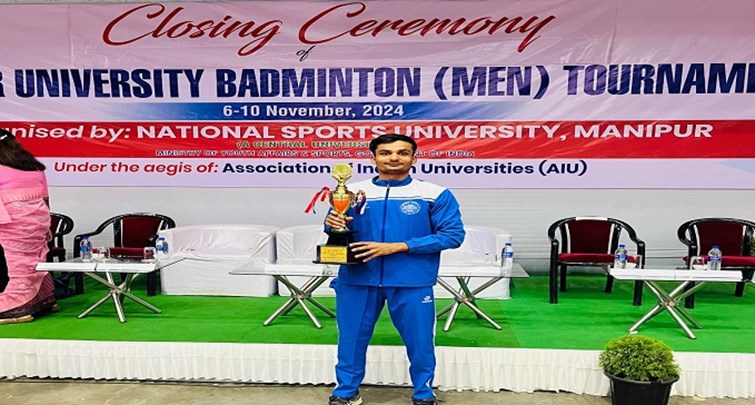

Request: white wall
left=49, top=186, right=755, bottom=272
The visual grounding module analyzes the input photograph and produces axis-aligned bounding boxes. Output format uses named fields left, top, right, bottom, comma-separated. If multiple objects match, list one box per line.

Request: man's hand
left=350, top=241, right=409, bottom=262
left=325, top=212, right=352, bottom=229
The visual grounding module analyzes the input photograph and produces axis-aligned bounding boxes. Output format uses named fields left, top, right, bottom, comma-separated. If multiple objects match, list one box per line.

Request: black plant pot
left=606, top=373, right=679, bottom=405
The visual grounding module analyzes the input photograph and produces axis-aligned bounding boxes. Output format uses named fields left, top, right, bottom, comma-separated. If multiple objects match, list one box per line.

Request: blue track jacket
left=335, top=175, right=465, bottom=287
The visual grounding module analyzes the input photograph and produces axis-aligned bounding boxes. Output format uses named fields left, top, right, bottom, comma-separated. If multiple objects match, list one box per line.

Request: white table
left=37, top=257, right=182, bottom=323
left=436, top=263, right=529, bottom=332
left=610, top=268, right=743, bottom=339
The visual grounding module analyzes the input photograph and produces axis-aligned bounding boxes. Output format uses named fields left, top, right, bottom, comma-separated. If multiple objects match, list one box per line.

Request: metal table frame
left=231, top=262, right=338, bottom=329
left=610, top=268, right=743, bottom=339
left=37, top=258, right=182, bottom=323
left=436, top=263, right=529, bottom=332
left=233, top=262, right=529, bottom=331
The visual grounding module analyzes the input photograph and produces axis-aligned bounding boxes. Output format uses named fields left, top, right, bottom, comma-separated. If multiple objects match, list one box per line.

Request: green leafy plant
left=599, top=335, right=680, bottom=382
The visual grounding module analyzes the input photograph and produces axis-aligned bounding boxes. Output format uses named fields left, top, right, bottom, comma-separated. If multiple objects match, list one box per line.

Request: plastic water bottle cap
left=712, top=245, right=719, bottom=249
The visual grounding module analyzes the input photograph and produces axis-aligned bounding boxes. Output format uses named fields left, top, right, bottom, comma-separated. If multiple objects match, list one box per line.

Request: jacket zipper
left=379, top=183, right=390, bottom=286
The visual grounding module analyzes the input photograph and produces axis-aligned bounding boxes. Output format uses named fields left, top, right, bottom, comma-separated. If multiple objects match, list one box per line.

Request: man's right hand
left=325, top=212, right=352, bottom=229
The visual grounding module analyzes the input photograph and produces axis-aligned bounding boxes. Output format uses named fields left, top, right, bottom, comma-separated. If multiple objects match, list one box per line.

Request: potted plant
left=599, top=335, right=681, bottom=405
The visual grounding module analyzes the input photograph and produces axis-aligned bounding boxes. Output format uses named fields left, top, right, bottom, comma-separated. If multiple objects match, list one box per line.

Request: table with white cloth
left=231, top=261, right=338, bottom=329
left=158, top=224, right=278, bottom=297
left=36, top=257, right=183, bottom=323
left=436, top=263, right=529, bottom=332
left=609, top=268, right=744, bottom=339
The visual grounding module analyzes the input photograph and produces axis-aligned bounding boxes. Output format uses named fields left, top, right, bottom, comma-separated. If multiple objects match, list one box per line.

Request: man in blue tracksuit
left=325, top=134, right=465, bottom=405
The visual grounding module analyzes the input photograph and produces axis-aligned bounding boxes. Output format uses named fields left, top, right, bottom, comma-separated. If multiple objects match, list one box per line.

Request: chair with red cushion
left=677, top=217, right=755, bottom=308
left=548, top=216, right=645, bottom=305
left=46, top=212, right=80, bottom=296
left=73, top=213, right=176, bottom=296
left=47, top=212, right=75, bottom=263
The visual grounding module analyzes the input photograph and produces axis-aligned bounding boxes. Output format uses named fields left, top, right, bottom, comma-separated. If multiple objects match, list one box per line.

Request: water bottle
left=707, top=245, right=722, bottom=271
left=614, top=244, right=628, bottom=269
left=155, top=236, right=169, bottom=257
left=501, top=242, right=514, bottom=275
left=80, top=236, right=93, bottom=262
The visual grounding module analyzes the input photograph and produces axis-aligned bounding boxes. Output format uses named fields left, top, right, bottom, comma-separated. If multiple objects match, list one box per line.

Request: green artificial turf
left=1, top=274, right=752, bottom=354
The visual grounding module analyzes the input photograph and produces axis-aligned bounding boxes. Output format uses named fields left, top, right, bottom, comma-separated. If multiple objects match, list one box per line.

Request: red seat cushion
left=683, top=255, right=755, bottom=267
left=722, top=256, right=755, bottom=267
left=108, top=247, right=146, bottom=259
left=559, top=253, right=615, bottom=263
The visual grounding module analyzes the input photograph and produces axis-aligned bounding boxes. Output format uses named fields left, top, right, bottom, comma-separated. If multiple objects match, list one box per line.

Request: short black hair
left=369, top=133, right=417, bottom=155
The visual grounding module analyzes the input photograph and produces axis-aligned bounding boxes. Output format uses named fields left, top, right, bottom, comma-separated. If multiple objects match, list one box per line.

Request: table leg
left=665, top=306, right=697, bottom=339
left=107, top=272, right=127, bottom=323
left=469, top=276, right=505, bottom=296
left=295, top=296, right=323, bottom=329
left=77, top=272, right=161, bottom=323
left=302, top=277, right=336, bottom=318
left=628, top=304, right=665, bottom=334
left=78, top=292, right=113, bottom=319
left=264, top=297, right=297, bottom=326
left=666, top=283, right=706, bottom=329
left=443, top=302, right=460, bottom=332
left=630, top=281, right=706, bottom=339
left=456, top=277, right=484, bottom=320
left=265, top=276, right=333, bottom=328
left=77, top=273, right=119, bottom=319
left=276, top=276, right=312, bottom=316
left=120, top=290, right=162, bottom=313
left=436, top=277, right=502, bottom=331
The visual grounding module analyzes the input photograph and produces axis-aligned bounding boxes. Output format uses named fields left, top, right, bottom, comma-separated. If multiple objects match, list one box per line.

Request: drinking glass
left=690, top=255, right=706, bottom=270
left=629, top=255, right=642, bottom=269
left=92, top=246, right=110, bottom=261
left=143, top=247, right=157, bottom=262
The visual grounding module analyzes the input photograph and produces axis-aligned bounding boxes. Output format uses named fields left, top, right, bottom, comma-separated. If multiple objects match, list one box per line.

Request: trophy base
left=313, top=245, right=360, bottom=265
left=313, top=230, right=362, bottom=265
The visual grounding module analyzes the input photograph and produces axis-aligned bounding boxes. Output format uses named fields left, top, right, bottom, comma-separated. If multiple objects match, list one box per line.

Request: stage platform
left=1, top=275, right=753, bottom=398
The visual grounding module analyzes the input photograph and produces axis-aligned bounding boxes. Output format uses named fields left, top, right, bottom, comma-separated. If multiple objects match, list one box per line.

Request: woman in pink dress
left=0, top=128, right=57, bottom=324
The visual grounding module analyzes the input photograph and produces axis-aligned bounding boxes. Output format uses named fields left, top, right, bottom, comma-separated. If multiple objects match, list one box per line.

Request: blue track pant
left=332, top=283, right=437, bottom=400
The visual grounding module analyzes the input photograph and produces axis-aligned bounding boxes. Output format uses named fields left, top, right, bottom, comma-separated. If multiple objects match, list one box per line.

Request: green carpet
left=1, top=275, right=753, bottom=354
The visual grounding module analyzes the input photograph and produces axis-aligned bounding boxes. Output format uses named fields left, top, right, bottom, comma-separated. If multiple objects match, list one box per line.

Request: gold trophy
left=312, top=163, right=365, bottom=264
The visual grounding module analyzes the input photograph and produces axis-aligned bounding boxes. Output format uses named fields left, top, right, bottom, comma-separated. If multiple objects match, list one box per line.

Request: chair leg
left=604, top=274, right=615, bottom=293
left=734, top=281, right=745, bottom=297
left=632, top=280, right=644, bottom=306
left=684, top=281, right=696, bottom=308
left=559, top=265, right=568, bottom=292
left=147, top=272, right=157, bottom=296
left=735, top=269, right=753, bottom=297
left=74, top=273, right=84, bottom=295
left=549, top=263, right=558, bottom=304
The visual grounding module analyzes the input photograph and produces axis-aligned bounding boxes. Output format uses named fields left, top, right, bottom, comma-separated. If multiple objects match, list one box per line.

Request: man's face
left=371, top=140, right=417, bottom=178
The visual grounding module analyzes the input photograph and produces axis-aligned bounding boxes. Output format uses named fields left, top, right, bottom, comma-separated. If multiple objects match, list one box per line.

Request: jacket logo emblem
left=400, top=201, right=421, bottom=215
left=421, top=295, right=433, bottom=304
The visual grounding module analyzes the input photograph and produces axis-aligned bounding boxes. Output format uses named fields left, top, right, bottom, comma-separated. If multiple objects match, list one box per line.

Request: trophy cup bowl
left=329, top=189, right=355, bottom=233
left=314, top=164, right=362, bottom=264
